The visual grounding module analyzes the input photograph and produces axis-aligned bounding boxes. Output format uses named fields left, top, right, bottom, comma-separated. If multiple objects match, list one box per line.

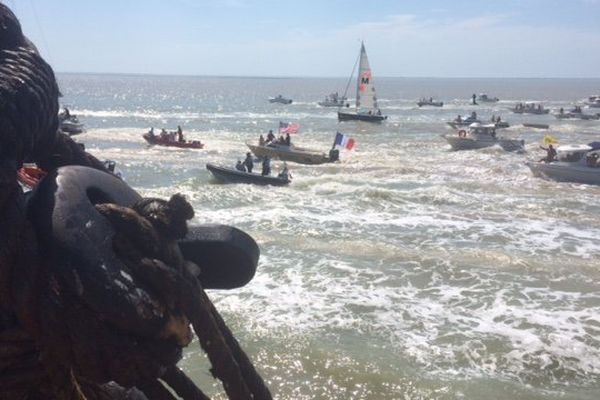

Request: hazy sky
left=6, top=0, right=600, bottom=78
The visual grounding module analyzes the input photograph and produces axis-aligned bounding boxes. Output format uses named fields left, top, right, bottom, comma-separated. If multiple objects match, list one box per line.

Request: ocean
left=57, top=73, right=600, bottom=400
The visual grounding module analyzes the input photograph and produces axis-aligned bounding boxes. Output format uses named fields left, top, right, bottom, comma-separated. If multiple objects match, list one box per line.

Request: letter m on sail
left=361, top=76, right=370, bottom=84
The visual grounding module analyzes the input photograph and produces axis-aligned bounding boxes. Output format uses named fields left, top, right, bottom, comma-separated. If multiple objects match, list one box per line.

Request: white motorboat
left=584, top=95, right=600, bottom=105
left=527, top=143, right=600, bottom=185
left=446, top=112, right=480, bottom=128
left=588, top=99, right=600, bottom=108
left=442, top=123, right=524, bottom=152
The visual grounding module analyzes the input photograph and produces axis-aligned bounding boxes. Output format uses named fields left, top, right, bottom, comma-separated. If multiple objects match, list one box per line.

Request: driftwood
left=0, top=3, right=271, bottom=399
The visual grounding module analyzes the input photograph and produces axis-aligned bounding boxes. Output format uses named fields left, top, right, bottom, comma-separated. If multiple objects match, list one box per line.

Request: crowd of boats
left=48, top=42, right=600, bottom=188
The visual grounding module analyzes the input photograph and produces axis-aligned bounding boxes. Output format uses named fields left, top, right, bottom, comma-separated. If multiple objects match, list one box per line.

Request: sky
left=5, top=0, right=600, bottom=78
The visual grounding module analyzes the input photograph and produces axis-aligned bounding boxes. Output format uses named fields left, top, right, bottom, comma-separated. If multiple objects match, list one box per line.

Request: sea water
left=58, top=73, right=600, bottom=400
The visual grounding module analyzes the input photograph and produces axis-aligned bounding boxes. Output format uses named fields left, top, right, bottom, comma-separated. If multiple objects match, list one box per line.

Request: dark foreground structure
left=0, top=4, right=271, bottom=399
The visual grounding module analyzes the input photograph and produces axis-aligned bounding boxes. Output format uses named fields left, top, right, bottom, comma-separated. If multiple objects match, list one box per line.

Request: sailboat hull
left=337, top=111, right=387, bottom=123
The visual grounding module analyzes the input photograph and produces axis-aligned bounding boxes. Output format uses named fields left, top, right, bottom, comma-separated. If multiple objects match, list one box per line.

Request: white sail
left=355, top=42, right=379, bottom=113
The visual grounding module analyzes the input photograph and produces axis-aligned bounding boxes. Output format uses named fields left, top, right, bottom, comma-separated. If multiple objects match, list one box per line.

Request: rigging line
left=27, top=0, right=54, bottom=66
left=341, top=49, right=360, bottom=101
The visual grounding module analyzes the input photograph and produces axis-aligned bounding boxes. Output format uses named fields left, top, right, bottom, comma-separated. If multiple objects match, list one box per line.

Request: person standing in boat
left=261, top=157, right=271, bottom=176
left=177, top=125, right=184, bottom=142
left=539, top=144, right=557, bottom=163
left=285, top=133, right=291, bottom=146
left=266, top=130, right=275, bottom=143
left=243, top=152, right=254, bottom=173
left=472, top=94, right=477, bottom=105
left=259, top=134, right=265, bottom=146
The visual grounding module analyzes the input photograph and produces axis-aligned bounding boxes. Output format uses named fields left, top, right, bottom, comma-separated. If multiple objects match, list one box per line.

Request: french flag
left=334, top=132, right=355, bottom=150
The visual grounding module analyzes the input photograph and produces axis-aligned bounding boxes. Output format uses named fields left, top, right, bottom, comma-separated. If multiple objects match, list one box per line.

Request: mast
left=342, top=49, right=360, bottom=105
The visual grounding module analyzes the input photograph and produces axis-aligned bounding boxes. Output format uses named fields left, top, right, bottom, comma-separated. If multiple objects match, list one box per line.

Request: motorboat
left=337, top=42, right=387, bottom=123
left=509, top=103, right=550, bottom=114
left=318, top=92, right=348, bottom=107
left=269, top=95, right=292, bottom=105
left=143, top=130, right=204, bottom=149
left=584, top=95, right=600, bottom=105
left=527, top=143, right=600, bottom=185
left=58, top=111, right=85, bottom=136
left=477, top=94, right=499, bottom=103
left=206, top=163, right=290, bottom=186
left=522, top=123, right=550, bottom=129
left=246, top=141, right=338, bottom=165
left=446, top=113, right=481, bottom=129
left=554, top=106, right=600, bottom=120
left=588, top=99, right=600, bottom=108
left=417, top=98, right=443, bottom=107
left=442, top=123, right=525, bottom=151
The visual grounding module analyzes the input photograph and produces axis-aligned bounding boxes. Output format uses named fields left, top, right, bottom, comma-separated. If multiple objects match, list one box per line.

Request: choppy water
left=58, top=74, right=600, bottom=400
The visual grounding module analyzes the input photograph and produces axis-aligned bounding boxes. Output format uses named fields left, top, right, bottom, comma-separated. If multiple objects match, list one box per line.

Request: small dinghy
left=143, top=129, right=204, bottom=149
left=417, top=98, right=443, bottom=107
left=206, top=163, right=290, bottom=186
left=269, top=95, right=293, bottom=104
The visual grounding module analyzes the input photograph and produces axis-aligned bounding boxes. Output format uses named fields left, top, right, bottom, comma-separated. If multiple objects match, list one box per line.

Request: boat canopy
left=557, top=144, right=592, bottom=153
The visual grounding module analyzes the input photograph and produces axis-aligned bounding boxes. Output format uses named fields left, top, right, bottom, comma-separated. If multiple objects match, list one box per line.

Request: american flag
left=279, top=121, right=299, bottom=134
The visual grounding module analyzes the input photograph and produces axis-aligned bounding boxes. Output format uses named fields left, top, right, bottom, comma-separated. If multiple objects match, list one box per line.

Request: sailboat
left=338, top=42, right=387, bottom=123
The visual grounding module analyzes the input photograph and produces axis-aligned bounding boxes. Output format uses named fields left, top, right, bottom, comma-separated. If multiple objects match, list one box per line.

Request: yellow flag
left=542, top=134, right=558, bottom=145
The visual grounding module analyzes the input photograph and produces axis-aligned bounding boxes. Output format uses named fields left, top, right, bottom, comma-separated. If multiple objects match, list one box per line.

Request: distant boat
left=477, top=94, right=499, bottom=103
left=584, top=95, right=600, bottom=105
left=509, top=103, right=550, bottom=114
left=417, top=98, right=443, bottom=107
left=523, top=123, right=550, bottom=129
left=143, top=129, right=204, bottom=149
left=318, top=92, right=348, bottom=107
left=338, top=42, right=387, bottom=123
left=554, top=106, right=600, bottom=120
left=206, top=163, right=290, bottom=186
left=269, top=95, right=292, bottom=105
left=441, top=123, right=524, bottom=152
left=246, top=141, right=338, bottom=165
left=527, top=143, right=600, bottom=185
left=58, top=110, right=85, bottom=136
left=446, top=113, right=481, bottom=129
left=588, top=99, right=600, bottom=108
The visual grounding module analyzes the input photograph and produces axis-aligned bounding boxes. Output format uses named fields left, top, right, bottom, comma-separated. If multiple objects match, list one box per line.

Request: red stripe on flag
left=346, top=138, right=355, bottom=150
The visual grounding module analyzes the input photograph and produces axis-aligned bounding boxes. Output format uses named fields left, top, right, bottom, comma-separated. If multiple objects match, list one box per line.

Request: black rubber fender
left=179, top=224, right=258, bottom=290
left=25, top=166, right=259, bottom=335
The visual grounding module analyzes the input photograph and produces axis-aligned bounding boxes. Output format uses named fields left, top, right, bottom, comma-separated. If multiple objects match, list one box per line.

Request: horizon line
left=54, top=71, right=600, bottom=80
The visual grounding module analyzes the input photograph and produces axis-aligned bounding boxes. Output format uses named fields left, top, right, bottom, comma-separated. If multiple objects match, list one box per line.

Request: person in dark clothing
left=285, top=133, right=291, bottom=146
left=235, top=160, right=246, bottom=172
left=243, top=152, right=254, bottom=173
left=176, top=125, right=184, bottom=142
left=261, top=157, right=271, bottom=176
left=472, top=93, right=477, bottom=105
left=539, top=144, right=557, bottom=162
left=266, top=130, right=275, bottom=143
